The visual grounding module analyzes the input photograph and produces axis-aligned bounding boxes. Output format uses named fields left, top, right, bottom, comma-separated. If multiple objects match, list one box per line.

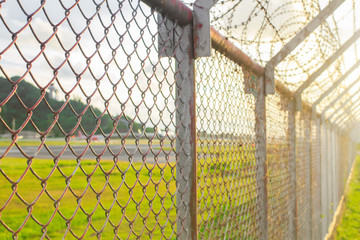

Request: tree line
left=0, top=76, right=151, bottom=137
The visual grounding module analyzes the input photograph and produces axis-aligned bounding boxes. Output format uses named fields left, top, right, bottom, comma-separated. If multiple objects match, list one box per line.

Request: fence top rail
left=142, top=0, right=328, bottom=120
left=141, top=0, right=193, bottom=26
left=210, top=27, right=265, bottom=76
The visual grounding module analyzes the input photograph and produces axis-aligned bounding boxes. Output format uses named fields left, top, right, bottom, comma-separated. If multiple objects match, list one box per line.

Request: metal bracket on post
left=264, top=0, right=345, bottom=96
left=312, top=106, right=317, bottom=120
left=193, top=0, right=219, bottom=58
left=294, top=93, right=302, bottom=112
left=264, top=65, right=275, bottom=95
left=321, top=112, right=326, bottom=126
left=243, top=68, right=260, bottom=96
left=158, top=14, right=176, bottom=58
left=148, top=0, right=193, bottom=58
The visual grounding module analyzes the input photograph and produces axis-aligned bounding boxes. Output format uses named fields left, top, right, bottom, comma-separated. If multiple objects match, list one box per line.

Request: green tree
left=0, top=76, right=146, bottom=138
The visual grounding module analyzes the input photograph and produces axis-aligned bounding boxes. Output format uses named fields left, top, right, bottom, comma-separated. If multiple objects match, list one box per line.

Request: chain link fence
left=0, top=0, right=358, bottom=239
left=196, top=50, right=258, bottom=239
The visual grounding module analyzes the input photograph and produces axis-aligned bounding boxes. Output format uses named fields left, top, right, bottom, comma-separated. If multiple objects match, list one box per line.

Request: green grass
left=335, top=156, right=360, bottom=240
left=0, top=139, right=68, bottom=147
left=0, top=141, right=257, bottom=239
left=0, top=157, right=177, bottom=239
left=196, top=142, right=257, bottom=239
left=0, top=138, right=168, bottom=147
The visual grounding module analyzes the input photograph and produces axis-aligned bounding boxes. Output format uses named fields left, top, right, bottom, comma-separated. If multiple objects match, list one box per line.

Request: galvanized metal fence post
left=330, top=125, right=335, bottom=222
left=320, top=118, right=327, bottom=239
left=141, top=1, right=197, bottom=237
left=287, top=100, right=297, bottom=240
left=255, top=76, right=269, bottom=240
left=305, top=113, right=313, bottom=239
left=333, top=127, right=339, bottom=212
left=326, top=123, right=332, bottom=230
left=315, top=116, right=322, bottom=240
left=175, top=24, right=198, bottom=240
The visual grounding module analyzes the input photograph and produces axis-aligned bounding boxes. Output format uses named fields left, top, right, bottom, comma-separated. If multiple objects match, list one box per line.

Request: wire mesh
left=295, top=110, right=312, bottom=240
left=327, top=126, right=336, bottom=223
left=207, top=0, right=360, bottom=118
left=319, top=120, right=328, bottom=239
left=0, top=0, right=358, bottom=239
left=338, top=135, right=347, bottom=197
left=266, top=93, right=294, bottom=239
left=196, top=50, right=259, bottom=239
left=331, top=128, right=340, bottom=212
left=0, top=0, right=194, bottom=239
left=310, top=117, right=321, bottom=240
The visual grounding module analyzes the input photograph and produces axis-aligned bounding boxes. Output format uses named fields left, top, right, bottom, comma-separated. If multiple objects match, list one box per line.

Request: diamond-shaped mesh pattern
left=0, top=0, right=192, bottom=239
left=320, top=121, right=330, bottom=238
left=266, top=94, right=293, bottom=239
left=0, top=0, right=358, bottom=239
left=295, top=111, right=312, bottom=240
left=311, top=118, right=321, bottom=240
left=196, top=50, right=259, bottom=239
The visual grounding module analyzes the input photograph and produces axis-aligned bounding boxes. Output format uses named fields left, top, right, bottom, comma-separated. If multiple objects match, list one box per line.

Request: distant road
left=0, top=144, right=175, bottom=163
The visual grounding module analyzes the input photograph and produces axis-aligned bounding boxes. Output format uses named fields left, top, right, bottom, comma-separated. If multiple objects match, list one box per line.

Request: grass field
left=0, top=157, right=177, bottom=239
left=0, top=140, right=257, bottom=239
left=0, top=138, right=166, bottom=147
left=335, top=156, right=360, bottom=240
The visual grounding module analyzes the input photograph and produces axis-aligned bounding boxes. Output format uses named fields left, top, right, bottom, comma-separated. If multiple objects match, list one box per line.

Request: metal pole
left=332, top=98, right=360, bottom=124
left=255, top=76, right=269, bottom=240
left=330, top=126, right=337, bottom=219
left=141, top=0, right=192, bottom=26
left=336, top=105, right=360, bottom=127
left=333, top=104, right=357, bottom=124
left=334, top=113, right=354, bottom=127
left=326, top=123, right=331, bottom=231
left=312, top=61, right=360, bottom=107
left=326, top=90, right=360, bottom=121
left=339, top=113, right=360, bottom=128
left=333, top=106, right=358, bottom=126
left=175, top=24, right=198, bottom=240
left=295, top=28, right=360, bottom=96
left=335, top=129, right=339, bottom=209
left=321, top=75, right=360, bottom=115
left=210, top=28, right=265, bottom=76
left=315, top=116, right=322, bottom=240
left=288, top=100, right=297, bottom=239
left=320, top=118, right=328, bottom=239
left=264, top=0, right=346, bottom=94
left=339, top=117, right=355, bottom=128
left=306, top=114, right=313, bottom=239
left=141, top=0, right=267, bottom=79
